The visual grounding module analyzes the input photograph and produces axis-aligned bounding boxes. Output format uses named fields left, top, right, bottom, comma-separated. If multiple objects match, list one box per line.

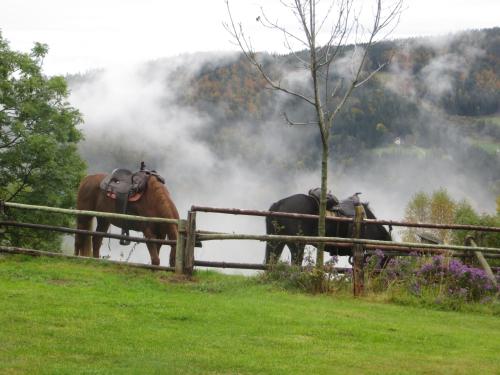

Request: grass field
left=0, top=254, right=499, bottom=374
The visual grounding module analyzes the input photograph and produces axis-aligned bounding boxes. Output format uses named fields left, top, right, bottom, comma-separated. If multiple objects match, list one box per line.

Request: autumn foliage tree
left=402, top=189, right=500, bottom=248
left=402, top=189, right=456, bottom=244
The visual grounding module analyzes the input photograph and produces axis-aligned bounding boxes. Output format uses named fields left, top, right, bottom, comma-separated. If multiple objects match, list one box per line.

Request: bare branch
left=315, top=0, right=336, bottom=35
left=6, top=166, right=33, bottom=202
left=330, top=77, right=345, bottom=100
left=225, top=0, right=402, bottom=133
left=282, top=30, right=310, bottom=69
left=224, top=0, right=316, bottom=106
left=284, top=112, right=318, bottom=126
left=258, top=5, right=309, bottom=48
left=0, top=136, right=21, bottom=149
left=294, top=0, right=314, bottom=50
left=354, top=64, right=385, bottom=88
left=377, top=0, right=404, bottom=34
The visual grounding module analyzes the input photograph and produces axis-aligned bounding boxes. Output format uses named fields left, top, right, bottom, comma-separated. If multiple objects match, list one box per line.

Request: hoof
left=151, top=258, right=160, bottom=266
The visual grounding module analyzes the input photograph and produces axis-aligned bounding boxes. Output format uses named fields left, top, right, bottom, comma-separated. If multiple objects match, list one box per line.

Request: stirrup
left=120, top=229, right=131, bottom=246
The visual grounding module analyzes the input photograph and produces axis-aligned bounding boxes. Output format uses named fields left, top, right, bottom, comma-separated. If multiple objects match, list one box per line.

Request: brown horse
left=74, top=173, right=179, bottom=266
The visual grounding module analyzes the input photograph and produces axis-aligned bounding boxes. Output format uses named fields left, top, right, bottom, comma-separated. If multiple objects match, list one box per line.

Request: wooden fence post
left=175, top=219, right=186, bottom=275
left=0, top=200, right=5, bottom=236
left=352, top=204, right=365, bottom=296
left=465, top=236, right=497, bottom=288
left=183, top=211, right=196, bottom=275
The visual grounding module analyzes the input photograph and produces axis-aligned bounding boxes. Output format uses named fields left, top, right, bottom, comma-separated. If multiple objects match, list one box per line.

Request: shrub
left=365, top=250, right=419, bottom=292
left=415, top=255, right=498, bottom=302
left=361, top=252, right=498, bottom=311
left=261, top=249, right=498, bottom=312
left=261, top=252, right=350, bottom=294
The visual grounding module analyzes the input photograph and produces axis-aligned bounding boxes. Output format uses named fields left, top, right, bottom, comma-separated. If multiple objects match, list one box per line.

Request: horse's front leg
left=143, top=227, right=161, bottom=266
left=265, top=241, right=285, bottom=265
left=93, top=218, right=110, bottom=259
left=289, top=243, right=305, bottom=266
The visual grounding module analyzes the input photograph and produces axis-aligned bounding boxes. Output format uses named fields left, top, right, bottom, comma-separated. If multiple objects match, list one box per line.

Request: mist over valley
left=68, top=28, right=500, bottom=269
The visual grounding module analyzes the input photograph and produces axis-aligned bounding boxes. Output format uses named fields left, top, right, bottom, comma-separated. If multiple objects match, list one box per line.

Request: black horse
left=264, top=193, right=392, bottom=265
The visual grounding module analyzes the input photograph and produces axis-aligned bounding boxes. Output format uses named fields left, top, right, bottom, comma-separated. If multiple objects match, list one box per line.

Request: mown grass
left=0, top=254, right=499, bottom=374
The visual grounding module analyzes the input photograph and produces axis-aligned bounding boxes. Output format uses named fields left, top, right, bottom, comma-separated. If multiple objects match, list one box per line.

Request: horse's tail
left=74, top=215, right=93, bottom=257
left=266, top=201, right=281, bottom=235
left=74, top=175, right=98, bottom=257
left=264, top=201, right=282, bottom=264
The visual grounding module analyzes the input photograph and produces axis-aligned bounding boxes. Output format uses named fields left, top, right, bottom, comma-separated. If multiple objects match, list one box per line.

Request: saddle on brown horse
left=99, top=162, right=165, bottom=245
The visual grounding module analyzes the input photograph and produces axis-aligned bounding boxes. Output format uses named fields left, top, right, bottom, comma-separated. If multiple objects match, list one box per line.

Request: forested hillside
left=182, top=30, right=497, bottom=150
left=176, top=28, right=500, bottom=195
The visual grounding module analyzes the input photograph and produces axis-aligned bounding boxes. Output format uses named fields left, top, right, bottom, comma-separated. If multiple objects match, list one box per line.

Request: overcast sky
left=1, top=0, right=499, bottom=75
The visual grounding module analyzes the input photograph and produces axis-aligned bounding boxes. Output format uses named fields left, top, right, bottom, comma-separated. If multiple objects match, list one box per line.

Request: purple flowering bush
left=415, top=255, right=498, bottom=302
left=364, top=251, right=498, bottom=309
left=262, top=248, right=498, bottom=309
left=365, top=250, right=418, bottom=292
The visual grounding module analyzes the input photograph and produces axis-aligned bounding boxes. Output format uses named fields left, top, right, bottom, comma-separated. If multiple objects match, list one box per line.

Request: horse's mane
left=362, top=202, right=376, bottom=219
left=362, top=201, right=392, bottom=239
left=147, top=176, right=178, bottom=218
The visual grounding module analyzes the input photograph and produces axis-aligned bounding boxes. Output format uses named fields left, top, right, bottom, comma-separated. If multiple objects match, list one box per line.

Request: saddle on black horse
left=308, top=188, right=364, bottom=218
left=99, top=162, right=165, bottom=245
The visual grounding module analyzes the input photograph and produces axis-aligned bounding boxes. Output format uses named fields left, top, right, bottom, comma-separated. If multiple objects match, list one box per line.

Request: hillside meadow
left=0, top=254, right=499, bottom=374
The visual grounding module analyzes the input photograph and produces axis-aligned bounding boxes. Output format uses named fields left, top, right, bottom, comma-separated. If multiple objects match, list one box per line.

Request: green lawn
left=0, top=254, right=499, bottom=374
left=475, top=115, right=500, bottom=127
left=372, top=144, right=428, bottom=158
left=472, top=140, right=500, bottom=155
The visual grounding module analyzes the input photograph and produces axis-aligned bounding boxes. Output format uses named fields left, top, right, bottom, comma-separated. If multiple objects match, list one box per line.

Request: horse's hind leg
left=265, top=242, right=285, bottom=264
left=164, top=223, right=178, bottom=268
left=92, top=218, right=110, bottom=258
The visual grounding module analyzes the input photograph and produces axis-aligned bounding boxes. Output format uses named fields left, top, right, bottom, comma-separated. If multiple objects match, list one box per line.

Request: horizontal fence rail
left=191, top=205, right=500, bottom=232
left=196, top=232, right=500, bottom=254
left=0, top=221, right=176, bottom=246
left=3, top=202, right=179, bottom=224
left=192, top=261, right=353, bottom=272
left=0, top=246, right=175, bottom=272
left=364, top=248, right=500, bottom=259
left=195, top=229, right=500, bottom=257
left=194, top=260, right=268, bottom=270
left=192, top=205, right=352, bottom=223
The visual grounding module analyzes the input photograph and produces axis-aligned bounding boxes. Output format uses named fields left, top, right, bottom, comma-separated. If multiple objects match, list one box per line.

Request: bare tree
left=225, top=0, right=403, bottom=267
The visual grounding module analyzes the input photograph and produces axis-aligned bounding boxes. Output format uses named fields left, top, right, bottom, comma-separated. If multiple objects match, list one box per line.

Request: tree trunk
left=317, top=142, right=328, bottom=268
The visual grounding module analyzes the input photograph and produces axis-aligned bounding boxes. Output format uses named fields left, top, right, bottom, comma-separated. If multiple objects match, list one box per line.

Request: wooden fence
left=1, top=200, right=499, bottom=296
left=186, top=205, right=499, bottom=294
